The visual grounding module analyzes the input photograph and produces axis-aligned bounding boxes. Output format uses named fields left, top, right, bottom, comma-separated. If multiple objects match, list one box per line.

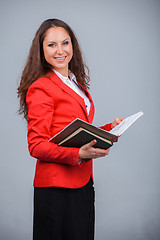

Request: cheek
left=43, top=49, right=53, bottom=62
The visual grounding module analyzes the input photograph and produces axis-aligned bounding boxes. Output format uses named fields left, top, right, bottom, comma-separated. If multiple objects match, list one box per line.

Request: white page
left=109, top=111, right=144, bottom=136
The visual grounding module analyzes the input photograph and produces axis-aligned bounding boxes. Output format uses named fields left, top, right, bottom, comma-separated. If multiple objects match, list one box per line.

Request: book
left=49, top=111, right=144, bottom=149
left=49, top=119, right=117, bottom=150
left=109, top=111, right=144, bottom=136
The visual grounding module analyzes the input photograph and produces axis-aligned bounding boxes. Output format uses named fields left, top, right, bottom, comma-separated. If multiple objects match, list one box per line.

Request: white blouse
left=53, top=69, right=91, bottom=115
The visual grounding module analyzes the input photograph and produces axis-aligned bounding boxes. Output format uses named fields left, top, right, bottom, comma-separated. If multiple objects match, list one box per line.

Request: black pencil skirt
left=33, top=179, right=95, bottom=240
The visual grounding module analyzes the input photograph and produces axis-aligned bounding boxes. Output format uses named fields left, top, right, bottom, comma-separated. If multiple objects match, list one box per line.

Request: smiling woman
left=17, top=18, right=123, bottom=240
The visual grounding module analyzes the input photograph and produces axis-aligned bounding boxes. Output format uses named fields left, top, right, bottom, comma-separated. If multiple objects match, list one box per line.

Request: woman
left=17, top=19, right=123, bottom=240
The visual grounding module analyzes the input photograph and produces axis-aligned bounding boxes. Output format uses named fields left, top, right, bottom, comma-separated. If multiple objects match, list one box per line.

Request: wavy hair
left=17, top=19, right=90, bottom=120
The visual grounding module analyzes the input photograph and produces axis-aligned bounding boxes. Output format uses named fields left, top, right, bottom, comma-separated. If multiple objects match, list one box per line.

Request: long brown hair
left=17, top=19, right=90, bottom=120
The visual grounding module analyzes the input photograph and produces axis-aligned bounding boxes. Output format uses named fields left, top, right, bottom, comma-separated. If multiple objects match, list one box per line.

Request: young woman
left=17, top=18, right=123, bottom=240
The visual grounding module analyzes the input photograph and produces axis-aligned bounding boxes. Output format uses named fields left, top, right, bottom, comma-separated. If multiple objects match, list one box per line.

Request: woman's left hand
left=111, top=118, right=124, bottom=129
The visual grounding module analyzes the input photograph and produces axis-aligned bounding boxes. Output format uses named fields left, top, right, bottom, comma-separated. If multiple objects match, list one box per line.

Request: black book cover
left=49, top=119, right=117, bottom=149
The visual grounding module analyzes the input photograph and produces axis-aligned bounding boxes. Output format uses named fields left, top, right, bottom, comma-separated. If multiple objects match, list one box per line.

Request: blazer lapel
left=49, top=71, right=94, bottom=122
left=77, top=82, right=95, bottom=123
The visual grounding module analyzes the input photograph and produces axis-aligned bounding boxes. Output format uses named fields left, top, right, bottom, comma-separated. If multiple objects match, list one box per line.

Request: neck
left=53, top=67, right=68, bottom=78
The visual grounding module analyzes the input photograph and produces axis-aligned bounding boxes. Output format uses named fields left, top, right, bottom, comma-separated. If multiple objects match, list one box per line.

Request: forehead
left=44, top=27, right=70, bottom=42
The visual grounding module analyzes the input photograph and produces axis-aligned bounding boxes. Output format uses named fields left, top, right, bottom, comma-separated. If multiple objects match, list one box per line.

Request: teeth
left=55, top=57, right=65, bottom=60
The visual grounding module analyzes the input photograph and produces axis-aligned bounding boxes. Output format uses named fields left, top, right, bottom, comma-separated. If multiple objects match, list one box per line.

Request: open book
left=49, top=111, right=143, bottom=149
left=109, top=111, right=144, bottom=136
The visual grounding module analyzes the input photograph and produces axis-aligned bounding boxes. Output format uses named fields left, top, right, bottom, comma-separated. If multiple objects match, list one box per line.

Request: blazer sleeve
left=99, top=123, right=119, bottom=142
left=26, top=82, right=80, bottom=166
left=99, top=123, right=112, bottom=131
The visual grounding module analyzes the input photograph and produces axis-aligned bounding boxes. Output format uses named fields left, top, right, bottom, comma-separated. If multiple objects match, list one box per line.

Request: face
left=43, top=27, right=73, bottom=77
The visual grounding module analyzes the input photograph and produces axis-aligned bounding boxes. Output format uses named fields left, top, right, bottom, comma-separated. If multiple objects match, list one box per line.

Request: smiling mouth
left=54, top=56, right=66, bottom=60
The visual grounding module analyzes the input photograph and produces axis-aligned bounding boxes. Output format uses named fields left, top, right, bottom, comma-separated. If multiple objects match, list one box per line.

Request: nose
left=57, top=44, right=63, bottom=54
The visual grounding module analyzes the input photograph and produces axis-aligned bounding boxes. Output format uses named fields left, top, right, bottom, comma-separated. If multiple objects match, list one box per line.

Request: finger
left=94, top=148, right=108, bottom=154
left=92, top=152, right=97, bottom=158
left=116, top=118, right=122, bottom=124
left=92, top=151, right=109, bottom=159
left=91, top=150, right=100, bottom=159
left=119, top=118, right=124, bottom=121
left=105, top=148, right=110, bottom=155
left=99, top=148, right=110, bottom=155
left=115, top=118, right=123, bottom=125
left=112, top=118, right=120, bottom=127
left=86, top=139, right=97, bottom=148
left=92, top=148, right=110, bottom=157
left=92, top=152, right=106, bottom=159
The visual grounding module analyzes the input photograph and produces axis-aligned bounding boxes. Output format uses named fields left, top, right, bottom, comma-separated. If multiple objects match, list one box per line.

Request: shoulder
left=30, top=73, right=55, bottom=89
left=27, top=72, right=59, bottom=95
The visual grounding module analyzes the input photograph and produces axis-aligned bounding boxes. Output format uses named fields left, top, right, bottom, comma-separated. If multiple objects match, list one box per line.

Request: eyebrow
left=47, top=38, right=70, bottom=44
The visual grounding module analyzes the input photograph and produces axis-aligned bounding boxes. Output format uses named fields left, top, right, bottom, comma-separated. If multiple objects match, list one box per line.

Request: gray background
left=0, top=0, right=160, bottom=239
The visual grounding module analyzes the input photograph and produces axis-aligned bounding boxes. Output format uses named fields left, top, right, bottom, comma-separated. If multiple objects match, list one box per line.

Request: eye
left=63, top=41, right=69, bottom=45
left=48, top=43, right=56, bottom=47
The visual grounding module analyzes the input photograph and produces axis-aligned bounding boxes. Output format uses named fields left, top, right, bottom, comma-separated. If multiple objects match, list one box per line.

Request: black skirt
left=33, top=178, right=95, bottom=240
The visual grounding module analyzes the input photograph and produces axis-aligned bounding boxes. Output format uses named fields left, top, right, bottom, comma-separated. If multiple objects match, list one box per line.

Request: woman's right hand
left=79, top=139, right=110, bottom=160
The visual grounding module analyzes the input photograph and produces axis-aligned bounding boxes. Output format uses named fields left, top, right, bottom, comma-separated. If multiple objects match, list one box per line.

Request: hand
left=111, top=118, right=124, bottom=129
left=79, top=139, right=110, bottom=160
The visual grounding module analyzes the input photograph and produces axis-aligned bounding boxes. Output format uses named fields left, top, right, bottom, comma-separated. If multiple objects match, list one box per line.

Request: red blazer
left=26, top=71, right=112, bottom=188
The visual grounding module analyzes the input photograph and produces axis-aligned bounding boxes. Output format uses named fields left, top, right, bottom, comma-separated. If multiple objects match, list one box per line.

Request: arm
left=99, top=118, right=124, bottom=131
left=26, top=82, right=80, bottom=166
left=99, top=118, right=124, bottom=142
